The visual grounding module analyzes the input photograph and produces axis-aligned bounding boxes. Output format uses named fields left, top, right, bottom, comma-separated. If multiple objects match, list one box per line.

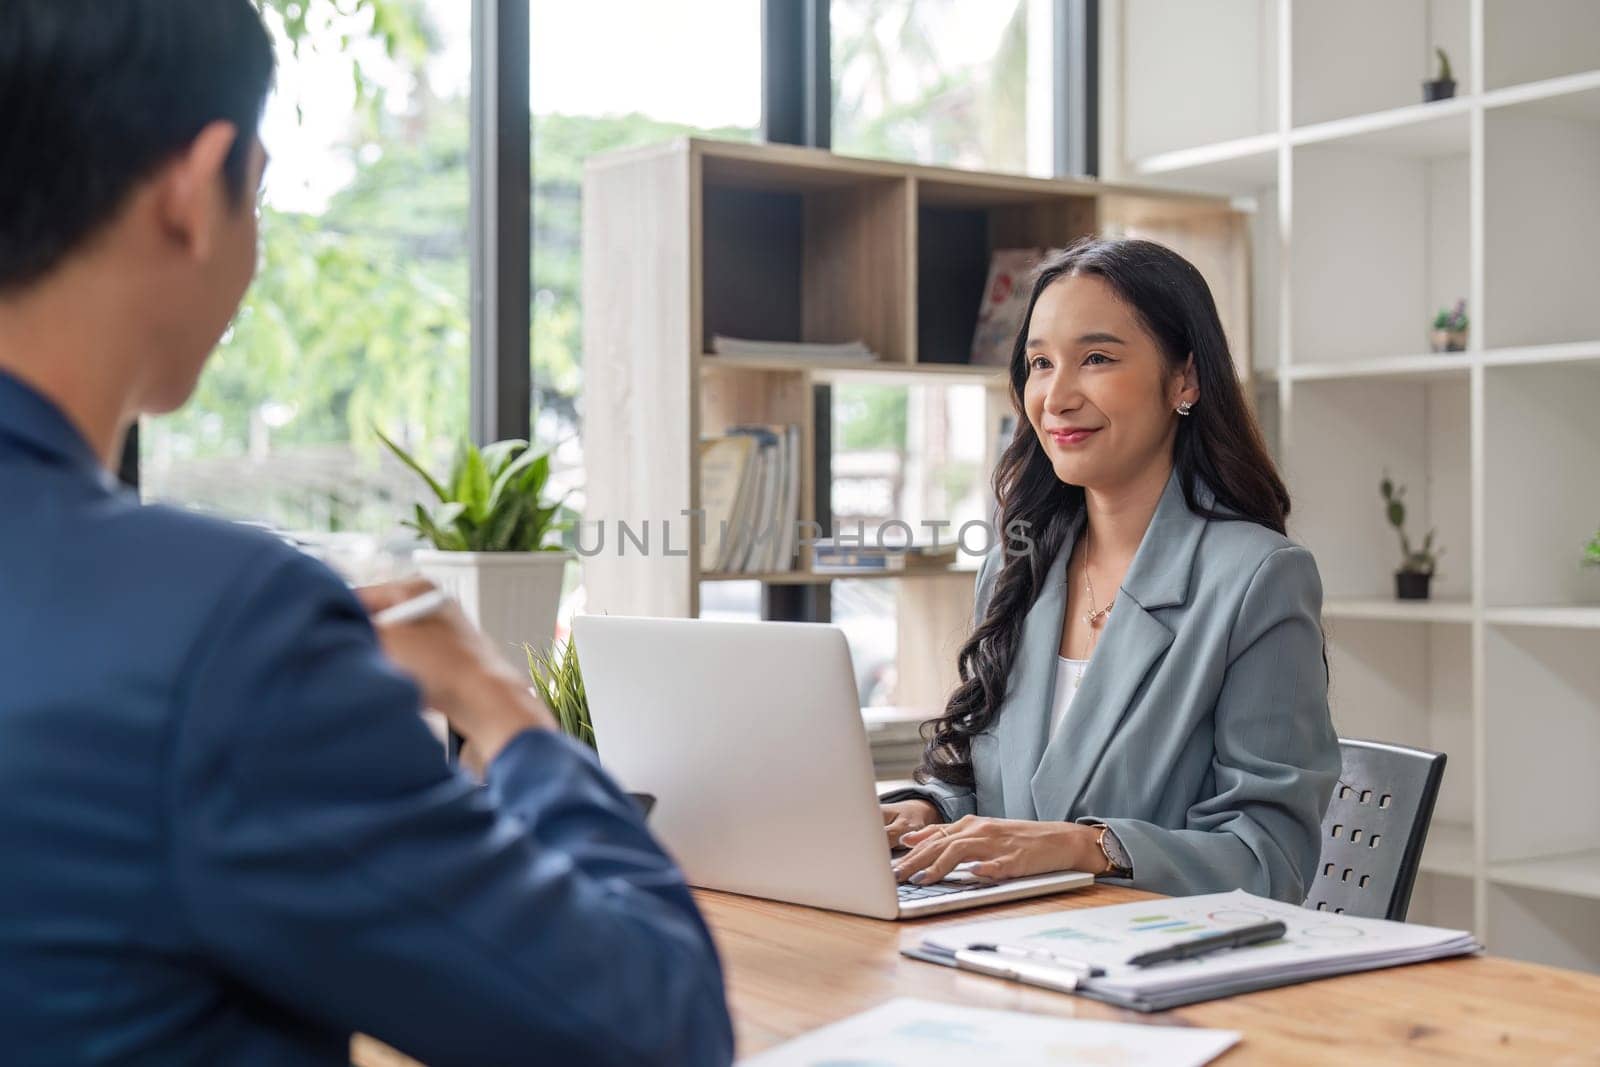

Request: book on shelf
left=697, top=435, right=757, bottom=572
left=698, top=424, right=802, bottom=574
left=711, top=335, right=877, bottom=362
left=971, top=249, right=1045, bottom=367
left=811, top=538, right=962, bottom=574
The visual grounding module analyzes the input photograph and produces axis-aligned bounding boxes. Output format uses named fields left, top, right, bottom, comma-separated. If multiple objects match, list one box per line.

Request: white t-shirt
left=1050, top=656, right=1089, bottom=736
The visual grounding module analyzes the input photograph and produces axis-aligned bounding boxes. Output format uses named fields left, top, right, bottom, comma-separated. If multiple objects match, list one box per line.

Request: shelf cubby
left=912, top=179, right=1096, bottom=366
left=1482, top=361, right=1600, bottom=610
left=1484, top=626, right=1600, bottom=871
left=700, top=155, right=911, bottom=364
left=1323, top=619, right=1476, bottom=866
left=1291, top=0, right=1470, bottom=128
left=1486, top=884, right=1600, bottom=972
left=1484, top=1, right=1600, bottom=91
left=1484, top=84, right=1600, bottom=350
left=1290, top=126, right=1468, bottom=366
left=1285, top=376, right=1471, bottom=604
left=1120, top=0, right=1279, bottom=162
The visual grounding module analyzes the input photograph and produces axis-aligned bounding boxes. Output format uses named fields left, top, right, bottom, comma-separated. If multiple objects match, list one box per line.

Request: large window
left=136, top=0, right=1069, bottom=628
left=140, top=0, right=471, bottom=582
left=831, top=0, right=1052, bottom=175
left=529, top=0, right=761, bottom=626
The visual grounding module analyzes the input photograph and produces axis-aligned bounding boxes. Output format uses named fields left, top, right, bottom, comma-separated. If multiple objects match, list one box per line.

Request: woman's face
left=1021, top=273, right=1197, bottom=492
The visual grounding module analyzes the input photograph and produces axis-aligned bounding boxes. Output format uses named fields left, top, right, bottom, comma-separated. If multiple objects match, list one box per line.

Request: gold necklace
left=1076, top=524, right=1114, bottom=685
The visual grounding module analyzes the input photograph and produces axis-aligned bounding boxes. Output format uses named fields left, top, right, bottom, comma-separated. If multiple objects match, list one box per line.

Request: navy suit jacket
left=0, top=369, right=733, bottom=1065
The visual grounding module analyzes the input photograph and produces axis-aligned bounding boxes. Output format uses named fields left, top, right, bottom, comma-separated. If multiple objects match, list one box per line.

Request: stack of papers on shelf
left=906, top=889, right=1481, bottom=1012
left=698, top=425, right=802, bottom=574
left=741, top=997, right=1240, bottom=1066
left=863, top=706, right=933, bottom=779
left=711, top=335, right=877, bottom=361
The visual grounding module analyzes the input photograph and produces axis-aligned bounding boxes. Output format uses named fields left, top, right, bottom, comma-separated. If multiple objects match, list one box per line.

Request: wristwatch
left=1095, top=825, right=1133, bottom=878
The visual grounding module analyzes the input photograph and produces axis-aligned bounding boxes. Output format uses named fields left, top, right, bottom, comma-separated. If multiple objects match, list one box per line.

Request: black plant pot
left=1395, top=571, right=1433, bottom=600
left=628, top=792, right=657, bottom=819
left=1423, top=79, right=1456, bottom=102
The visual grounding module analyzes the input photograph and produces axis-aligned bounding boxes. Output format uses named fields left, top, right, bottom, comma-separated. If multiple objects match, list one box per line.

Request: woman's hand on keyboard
left=892, top=815, right=1101, bottom=885
left=881, top=800, right=940, bottom=852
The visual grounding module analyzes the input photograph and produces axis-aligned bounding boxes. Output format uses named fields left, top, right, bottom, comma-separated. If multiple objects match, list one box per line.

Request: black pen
left=1126, top=919, right=1288, bottom=967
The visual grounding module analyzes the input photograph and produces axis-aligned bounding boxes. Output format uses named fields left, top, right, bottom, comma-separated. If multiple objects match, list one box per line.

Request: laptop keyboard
left=896, top=879, right=985, bottom=901
left=896, top=876, right=992, bottom=902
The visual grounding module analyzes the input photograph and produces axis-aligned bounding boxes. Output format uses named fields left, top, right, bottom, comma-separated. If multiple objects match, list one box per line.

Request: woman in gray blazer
left=883, top=237, right=1340, bottom=904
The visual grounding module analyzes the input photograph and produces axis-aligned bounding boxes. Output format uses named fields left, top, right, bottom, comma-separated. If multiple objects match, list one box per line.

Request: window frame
left=122, top=0, right=1095, bottom=487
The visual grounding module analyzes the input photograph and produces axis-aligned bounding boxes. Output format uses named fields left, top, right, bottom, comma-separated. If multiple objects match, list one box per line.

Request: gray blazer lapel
left=994, top=515, right=1078, bottom=820
left=1029, top=471, right=1206, bottom=822
left=1030, top=602, right=1173, bottom=822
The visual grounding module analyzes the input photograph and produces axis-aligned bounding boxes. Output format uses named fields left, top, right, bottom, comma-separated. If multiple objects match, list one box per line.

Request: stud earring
left=1177, top=400, right=1194, bottom=416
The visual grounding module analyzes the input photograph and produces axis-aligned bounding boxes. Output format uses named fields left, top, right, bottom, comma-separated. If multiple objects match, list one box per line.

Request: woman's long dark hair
left=917, top=236, right=1289, bottom=788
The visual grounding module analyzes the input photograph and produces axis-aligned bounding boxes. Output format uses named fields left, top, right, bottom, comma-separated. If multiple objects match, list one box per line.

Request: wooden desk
left=699, top=885, right=1600, bottom=1064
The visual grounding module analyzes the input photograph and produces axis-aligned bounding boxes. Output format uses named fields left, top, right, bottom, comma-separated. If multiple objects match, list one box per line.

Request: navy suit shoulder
left=0, top=371, right=733, bottom=1066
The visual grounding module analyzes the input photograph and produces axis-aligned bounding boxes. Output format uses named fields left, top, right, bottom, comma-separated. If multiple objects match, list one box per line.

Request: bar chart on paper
left=1028, top=901, right=1277, bottom=947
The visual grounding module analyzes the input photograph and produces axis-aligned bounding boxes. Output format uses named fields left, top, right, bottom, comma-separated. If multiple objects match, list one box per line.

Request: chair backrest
left=1303, top=738, right=1446, bottom=921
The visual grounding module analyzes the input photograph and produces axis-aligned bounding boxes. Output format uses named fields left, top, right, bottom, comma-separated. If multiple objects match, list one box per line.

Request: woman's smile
left=1048, top=426, right=1100, bottom=447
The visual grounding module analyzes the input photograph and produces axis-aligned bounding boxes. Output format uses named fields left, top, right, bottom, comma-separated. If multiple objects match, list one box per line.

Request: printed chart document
left=907, top=890, right=1481, bottom=1011
left=740, top=997, right=1240, bottom=1066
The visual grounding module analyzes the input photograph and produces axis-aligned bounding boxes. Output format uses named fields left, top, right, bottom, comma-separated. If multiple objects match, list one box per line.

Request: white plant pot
left=412, top=550, right=573, bottom=673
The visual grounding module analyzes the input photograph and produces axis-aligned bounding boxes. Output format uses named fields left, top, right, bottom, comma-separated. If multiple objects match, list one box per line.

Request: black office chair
left=1303, top=738, right=1446, bottom=922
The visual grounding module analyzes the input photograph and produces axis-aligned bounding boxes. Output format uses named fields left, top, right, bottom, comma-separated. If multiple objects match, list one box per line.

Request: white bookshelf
left=1106, top=0, right=1600, bottom=972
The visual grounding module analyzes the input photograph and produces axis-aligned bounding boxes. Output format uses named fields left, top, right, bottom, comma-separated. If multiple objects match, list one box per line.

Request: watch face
left=1102, top=831, right=1131, bottom=872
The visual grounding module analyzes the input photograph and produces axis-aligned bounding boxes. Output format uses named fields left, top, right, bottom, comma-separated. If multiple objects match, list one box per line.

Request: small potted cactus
left=1431, top=300, right=1468, bottom=352
left=1382, top=473, right=1443, bottom=600
left=1424, top=47, right=1456, bottom=102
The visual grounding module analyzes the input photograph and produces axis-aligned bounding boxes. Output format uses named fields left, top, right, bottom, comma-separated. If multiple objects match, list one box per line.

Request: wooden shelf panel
left=1286, top=354, right=1471, bottom=384
left=1480, top=340, right=1600, bottom=369
left=1132, top=132, right=1279, bottom=192
left=1278, top=342, right=1600, bottom=380
left=1484, top=606, right=1600, bottom=630
left=1323, top=598, right=1475, bottom=624
left=1291, top=99, right=1471, bottom=157
left=1483, top=70, right=1600, bottom=118
left=699, top=567, right=981, bottom=585
left=1490, top=850, right=1600, bottom=901
left=700, top=354, right=1006, bottom=383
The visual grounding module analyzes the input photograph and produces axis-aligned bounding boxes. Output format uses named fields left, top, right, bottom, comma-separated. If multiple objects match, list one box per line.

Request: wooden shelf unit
left=1106, top=0, right=1600, bottom=971
left=583, top=137, right=1249, bottom=712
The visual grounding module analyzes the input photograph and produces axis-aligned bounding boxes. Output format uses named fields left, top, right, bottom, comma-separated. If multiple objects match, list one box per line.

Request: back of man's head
left=0, top=0, right=277, bottom=294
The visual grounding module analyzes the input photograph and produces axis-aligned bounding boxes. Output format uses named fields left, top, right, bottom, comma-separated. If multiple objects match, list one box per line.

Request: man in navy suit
left=0, top=2, right=732, bottom=1063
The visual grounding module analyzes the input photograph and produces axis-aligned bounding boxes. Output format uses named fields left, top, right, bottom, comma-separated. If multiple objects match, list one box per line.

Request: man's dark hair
left=0, top=0, right=276, bottom=292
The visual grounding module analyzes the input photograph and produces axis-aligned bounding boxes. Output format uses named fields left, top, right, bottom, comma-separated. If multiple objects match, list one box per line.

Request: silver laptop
left=573, top=614, right=1094, bottom=919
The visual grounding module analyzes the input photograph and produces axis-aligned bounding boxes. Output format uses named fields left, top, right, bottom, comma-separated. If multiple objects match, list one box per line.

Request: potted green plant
left=1424, top=47, right=1456, bottom=102
left=526, top=638, right=654, bottom=817
left=1382, top=473, right=1442, bottom=600
left=379, top=429, right=573, bottom=672
left=1431, top=299, right=1469, bottom=352
left=1583, top=527, right=1600, bottom=603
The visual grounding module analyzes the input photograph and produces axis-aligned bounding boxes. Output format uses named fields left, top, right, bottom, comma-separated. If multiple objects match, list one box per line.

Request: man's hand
left=357, top=577, right=555, bottom=766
